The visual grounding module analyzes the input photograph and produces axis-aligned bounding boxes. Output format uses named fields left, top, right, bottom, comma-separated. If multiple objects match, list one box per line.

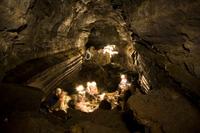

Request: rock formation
left=0, top=0, right=200, bottom=133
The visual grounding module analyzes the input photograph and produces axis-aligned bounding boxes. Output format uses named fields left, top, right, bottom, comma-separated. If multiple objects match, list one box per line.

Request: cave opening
left=85, top=23, right=120, bottom=50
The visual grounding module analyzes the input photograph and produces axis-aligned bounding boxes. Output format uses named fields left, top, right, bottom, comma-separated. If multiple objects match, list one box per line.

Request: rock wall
left=0, top=0, right=200, bottom=132
left=0, top=0, right=76, bottom=80
left=121, top=0, right=200, bottom=104
left=0, top=0, right=134, bottom=82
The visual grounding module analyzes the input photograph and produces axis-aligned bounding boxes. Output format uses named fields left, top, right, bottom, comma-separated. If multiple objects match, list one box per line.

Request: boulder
left=128, top=88, right=200, bottom=133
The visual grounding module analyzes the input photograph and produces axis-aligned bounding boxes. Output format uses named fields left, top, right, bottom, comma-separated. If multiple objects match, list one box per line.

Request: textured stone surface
left=67, top=109, right=130, bottom=133
left=0, top=0, right=134, bottom=81
left=1, top=0, right=200, bottom=132
left=120, top=0, right=200, bottom=104
left=128, top=88, right=200, bottom=133
left=0, top=0, right=75, bottom=80
left=2, top=109, right=131, bottom=133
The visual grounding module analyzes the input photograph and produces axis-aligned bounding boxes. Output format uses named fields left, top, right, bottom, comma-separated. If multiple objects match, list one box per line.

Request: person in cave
left=86, top=81, right=99, bottom=100
left=42, top=87, right=62, bottom=113
left=49, top=88, right=71, bottom=113
left=118, top=74, right=132, bottom=111
left=118, top=74, right=131, bottom=94
left=75, top=94, right=91, bottom=112
left=59, top=91, right=72, bottom=113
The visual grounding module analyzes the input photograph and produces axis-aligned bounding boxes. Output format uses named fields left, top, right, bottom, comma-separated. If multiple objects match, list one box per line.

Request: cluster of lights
left=50, top=74, right=133, bottom=113
left=74, top=74, right=131, bottom=112
left=75, top=81, right=104, bottom=112
left=54, top=73, right=132, bottom=113
left=103, top=45, right=118, bottom=58
left=75, top=81, right=99, bottom=96
left=75, top=85, right=85, bottom=95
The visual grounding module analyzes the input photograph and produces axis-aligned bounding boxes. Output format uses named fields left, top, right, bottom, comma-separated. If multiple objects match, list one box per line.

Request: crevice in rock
left=7, top=24, right=28, bottom=33
left=182, top=44, right=190, bottom=53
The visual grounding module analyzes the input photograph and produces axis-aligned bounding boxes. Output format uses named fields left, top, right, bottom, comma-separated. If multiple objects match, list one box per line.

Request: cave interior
left=0, top=0, right=200, bottom=133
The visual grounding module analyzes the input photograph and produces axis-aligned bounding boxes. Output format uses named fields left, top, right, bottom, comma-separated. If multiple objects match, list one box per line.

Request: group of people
left=74, top=81, right=101, bottom=112
left=46, top=74, right=132, bottom=113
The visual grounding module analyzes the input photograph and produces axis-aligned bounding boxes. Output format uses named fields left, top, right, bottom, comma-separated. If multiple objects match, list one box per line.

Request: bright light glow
left=103, top=45, right=118, bottom=58
left=91, top=81, right=97, bottom=87
left=76, top=85, right=85, bottom=95
left=119, top=74, right=131, bottom=92
left=53, top=74, right=131, bottom=112
left=56, top=88, right=62, bottom=96
left=86, top=81, right=98, bottom=95
left=73, top=78, right=131, bottom=113
left=120, top=74, right=126, bottom=79
left=74, top=81, right=102, bottom=112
